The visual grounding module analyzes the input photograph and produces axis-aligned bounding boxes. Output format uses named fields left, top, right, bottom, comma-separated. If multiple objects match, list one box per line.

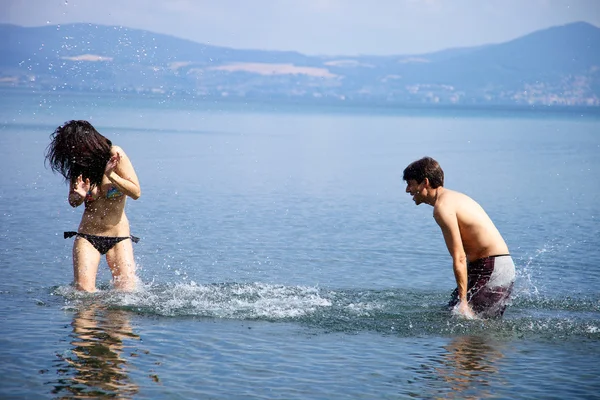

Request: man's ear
left=423, top=177, right=430, bottom=188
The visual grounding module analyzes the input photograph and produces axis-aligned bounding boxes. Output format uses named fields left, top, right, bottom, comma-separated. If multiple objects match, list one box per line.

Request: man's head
left=403, top=157, right=444, bottom=205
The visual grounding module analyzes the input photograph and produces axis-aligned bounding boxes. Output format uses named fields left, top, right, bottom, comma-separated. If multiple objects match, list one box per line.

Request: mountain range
left=1, top=22, right=599, bottom=107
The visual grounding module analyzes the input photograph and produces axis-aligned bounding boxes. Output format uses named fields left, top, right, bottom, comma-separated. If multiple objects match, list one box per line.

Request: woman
left=46, top=120, right=141, bottom=292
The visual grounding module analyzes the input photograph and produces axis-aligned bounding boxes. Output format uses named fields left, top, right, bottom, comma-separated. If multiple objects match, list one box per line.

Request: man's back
left=434, top=188, right=509, bottom=261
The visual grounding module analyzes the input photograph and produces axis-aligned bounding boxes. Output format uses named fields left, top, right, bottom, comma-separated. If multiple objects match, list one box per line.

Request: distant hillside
left=1, top=22, right=599, bottom=107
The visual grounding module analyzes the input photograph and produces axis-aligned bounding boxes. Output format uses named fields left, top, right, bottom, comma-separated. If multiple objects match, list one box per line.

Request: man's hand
left=453, top=301, right=477, bottom=320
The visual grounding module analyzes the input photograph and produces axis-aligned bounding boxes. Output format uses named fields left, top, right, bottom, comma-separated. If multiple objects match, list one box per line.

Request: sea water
left=0, top=92, right=599, bottom=399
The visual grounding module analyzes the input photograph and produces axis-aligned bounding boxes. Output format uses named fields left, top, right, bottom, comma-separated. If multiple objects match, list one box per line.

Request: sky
left=1, top=0, right=599, bottom=55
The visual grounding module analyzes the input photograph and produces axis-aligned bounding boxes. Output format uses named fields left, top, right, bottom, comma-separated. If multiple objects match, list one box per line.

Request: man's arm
left=433, top=204, right=475, bottom=318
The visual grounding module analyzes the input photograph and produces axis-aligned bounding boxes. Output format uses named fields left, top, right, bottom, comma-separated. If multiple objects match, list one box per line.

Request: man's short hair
left=403, top=157, right=444, bottom=188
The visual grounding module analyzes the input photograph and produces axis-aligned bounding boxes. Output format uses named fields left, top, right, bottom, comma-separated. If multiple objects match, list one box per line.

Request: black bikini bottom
left=64, top=232, right=140, bottom=255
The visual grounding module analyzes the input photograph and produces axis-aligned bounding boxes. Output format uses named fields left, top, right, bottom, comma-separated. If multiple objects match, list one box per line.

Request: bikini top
left=85, top=185, right=124, bottom=202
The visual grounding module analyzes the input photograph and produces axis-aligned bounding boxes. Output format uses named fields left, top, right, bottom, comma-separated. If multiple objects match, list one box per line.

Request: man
left=403, top=157, right=515, bottom=319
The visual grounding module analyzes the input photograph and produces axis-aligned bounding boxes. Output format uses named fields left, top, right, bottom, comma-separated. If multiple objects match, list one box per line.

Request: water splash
left=55, top=282, right=332, bottom=319
left=51, top=282, right=600, bottom=340
left=513, top=239, right=575, bottom=300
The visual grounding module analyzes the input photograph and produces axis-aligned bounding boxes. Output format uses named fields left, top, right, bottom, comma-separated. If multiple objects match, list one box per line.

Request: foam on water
left=55, top=282, right=332, bottom=319
left=50, top=281, right=600, bottom=340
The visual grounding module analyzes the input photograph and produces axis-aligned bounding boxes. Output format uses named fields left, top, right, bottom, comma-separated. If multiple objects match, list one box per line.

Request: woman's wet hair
left=403, top=156, right=444, bottom=188
left=45, top=120, right=112, bottom=187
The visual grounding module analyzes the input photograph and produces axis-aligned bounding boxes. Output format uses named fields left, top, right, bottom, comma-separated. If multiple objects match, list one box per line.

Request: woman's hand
left=74, top=175, right=91, bottom=198
left=105, top=152, right=121, bottom=176
left=69, top=175, right=90, bottom=207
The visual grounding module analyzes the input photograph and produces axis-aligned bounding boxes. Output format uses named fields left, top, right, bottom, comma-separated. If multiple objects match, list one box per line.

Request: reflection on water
left=410, top=335, right=506, bottom=399
left=436, top=335, right=506, bottom=399
left=48, top=304, right=143, bottom=399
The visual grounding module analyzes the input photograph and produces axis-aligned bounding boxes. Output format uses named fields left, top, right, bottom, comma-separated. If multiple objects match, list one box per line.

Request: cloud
left=209, top=63, right=338, bottom=78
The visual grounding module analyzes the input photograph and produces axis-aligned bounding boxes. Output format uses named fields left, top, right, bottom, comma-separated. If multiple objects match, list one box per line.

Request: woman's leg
left=105, top=239, right=137, bottom=291
left=73, top=237, right=101, bottom=292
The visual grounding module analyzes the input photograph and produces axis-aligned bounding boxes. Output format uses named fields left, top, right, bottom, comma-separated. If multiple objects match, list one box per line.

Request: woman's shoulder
left=110, top=145, right=134, bottom=164
left=110, top=145, right=129, bottom=156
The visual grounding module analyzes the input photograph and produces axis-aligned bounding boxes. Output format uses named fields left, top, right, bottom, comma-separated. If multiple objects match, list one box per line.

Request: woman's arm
left=105, top=146, right=141, bottom=200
